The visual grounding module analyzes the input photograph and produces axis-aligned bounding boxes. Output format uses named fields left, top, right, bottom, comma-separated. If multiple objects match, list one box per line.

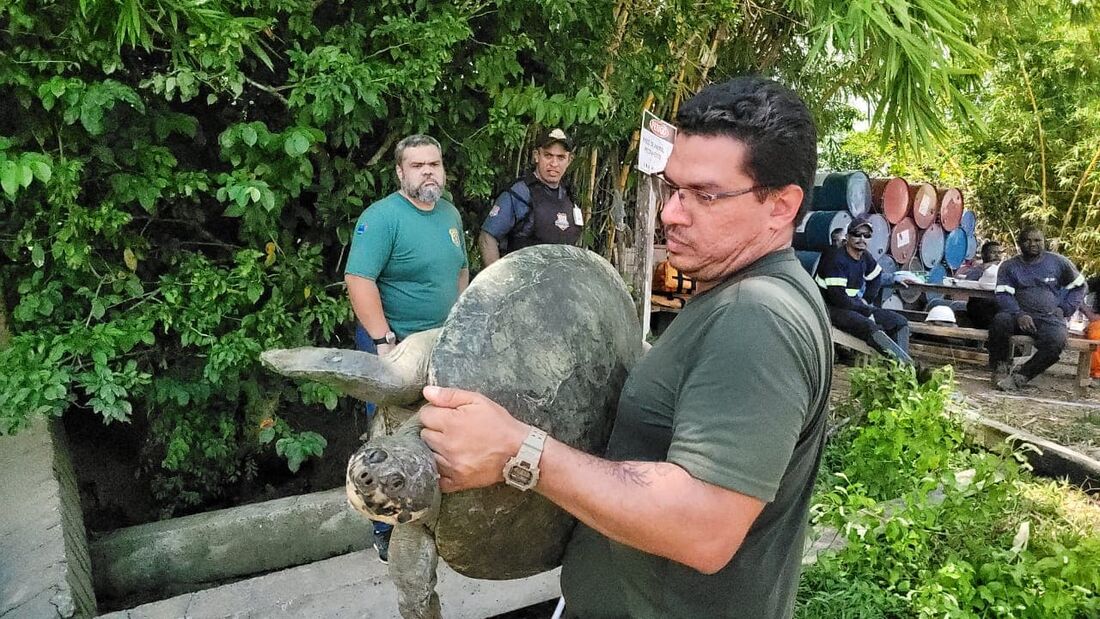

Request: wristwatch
left=371, top=331, right=397, bottom=346
left=503, top=426, right=548, bottom=491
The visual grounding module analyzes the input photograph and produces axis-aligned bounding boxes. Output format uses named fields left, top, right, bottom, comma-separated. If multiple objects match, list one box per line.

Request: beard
left=403, top=178, right=444, bottom=204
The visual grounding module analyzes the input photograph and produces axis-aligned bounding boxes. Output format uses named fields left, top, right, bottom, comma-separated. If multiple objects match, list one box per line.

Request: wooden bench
left=831, top=326, right=875, bottom=357
left=908, top=322, right=1099, bottom=393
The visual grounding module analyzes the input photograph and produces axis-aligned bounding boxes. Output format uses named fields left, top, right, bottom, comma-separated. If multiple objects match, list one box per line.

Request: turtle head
left=345, top=433, right=439, bottom=525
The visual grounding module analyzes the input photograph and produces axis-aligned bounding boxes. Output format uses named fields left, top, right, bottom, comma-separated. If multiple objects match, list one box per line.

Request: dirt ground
left=832, top=348, right=1100, bottom=463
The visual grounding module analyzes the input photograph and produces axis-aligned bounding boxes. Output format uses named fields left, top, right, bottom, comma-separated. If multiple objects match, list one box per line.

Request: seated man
left=962, top=240, right=1003, bottom=328
left=988, top=225, right=1085, bottom=391
left=815, top=214, right=911, bottom=361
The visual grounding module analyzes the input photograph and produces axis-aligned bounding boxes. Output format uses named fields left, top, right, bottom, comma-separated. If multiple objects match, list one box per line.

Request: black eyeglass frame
left=653, top=172, right=769, bottom=206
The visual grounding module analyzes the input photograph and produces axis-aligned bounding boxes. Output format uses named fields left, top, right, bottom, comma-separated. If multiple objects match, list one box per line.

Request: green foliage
left=798, top=362, right=1100, bottom=617
left=0, top=0, right=985, bottom=517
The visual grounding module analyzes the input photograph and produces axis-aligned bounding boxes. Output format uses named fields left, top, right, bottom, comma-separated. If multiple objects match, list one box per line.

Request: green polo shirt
left=345, top=192, right=468, bottom=339
left=560, top=248, right=832, bottom=619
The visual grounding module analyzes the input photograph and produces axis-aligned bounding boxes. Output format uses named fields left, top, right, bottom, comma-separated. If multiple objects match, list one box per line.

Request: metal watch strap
left=504, top=426, right=548, bottom=491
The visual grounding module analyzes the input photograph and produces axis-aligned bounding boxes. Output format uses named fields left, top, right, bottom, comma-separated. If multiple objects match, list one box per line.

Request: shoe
left=990, top=362, right=1011, bottom=387
left=870, top=330, right=914, bottom=365
left=373, top=528, right=391, bottom=564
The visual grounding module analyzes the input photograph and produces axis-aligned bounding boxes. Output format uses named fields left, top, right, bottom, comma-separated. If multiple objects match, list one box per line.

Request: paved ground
left=99, top=550, right=560, bottom=618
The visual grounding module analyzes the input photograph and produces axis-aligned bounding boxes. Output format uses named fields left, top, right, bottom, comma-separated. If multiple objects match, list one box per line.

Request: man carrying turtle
left=419, top=77, right=832, bottom=618
left=815, top=213, right=913, bottom=362
left=344, top=134, right=469, bottom=562
left=988, top=225, right=1085, bottom=391
left=478, top=128, right=583, bottom=266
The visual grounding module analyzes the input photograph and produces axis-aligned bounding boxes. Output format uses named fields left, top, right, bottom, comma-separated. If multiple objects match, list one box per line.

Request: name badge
left=573, top=206, right=584, bottom=226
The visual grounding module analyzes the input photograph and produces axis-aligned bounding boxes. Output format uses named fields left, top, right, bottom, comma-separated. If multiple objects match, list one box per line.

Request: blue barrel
left=965, top=231, right=977, bottom=260
left=927, top=263, right=947, bottom=285
left=814, top=171, right=871, bottom=217
left=795, top=250, right=821, bottom=276
left=960, top=209, right=977, bottom=235
left=943, top=228, right=968, bottom=269
left=919, top=223, right=945, bottom=269
left=794, top=210, right=851, bottom=251
left=867, top=214, right=891, bottom=259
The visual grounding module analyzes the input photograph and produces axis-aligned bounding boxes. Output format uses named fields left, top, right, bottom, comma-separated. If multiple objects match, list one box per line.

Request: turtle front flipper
left=390, top=522, right=442, bottom=619
left=260, top=329, right=439, bottom=406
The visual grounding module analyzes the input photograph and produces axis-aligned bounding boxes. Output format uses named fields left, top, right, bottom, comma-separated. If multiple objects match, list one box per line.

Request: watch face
left=509, top=467, right=533, bottom=485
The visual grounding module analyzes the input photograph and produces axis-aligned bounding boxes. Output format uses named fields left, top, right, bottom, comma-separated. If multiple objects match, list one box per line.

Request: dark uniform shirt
left=995, top=252, right=1085, bottom=323
left=813, top=246, right=882, bottom=315
left=481, top=173, right=582, bottom=253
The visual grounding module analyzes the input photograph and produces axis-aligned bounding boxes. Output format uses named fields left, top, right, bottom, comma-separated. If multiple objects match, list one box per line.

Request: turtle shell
left=428, top=244, right=641, bottom=579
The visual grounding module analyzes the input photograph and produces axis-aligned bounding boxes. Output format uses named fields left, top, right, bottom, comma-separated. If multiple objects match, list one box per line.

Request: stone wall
left=0, top=418, right=97, bottom=618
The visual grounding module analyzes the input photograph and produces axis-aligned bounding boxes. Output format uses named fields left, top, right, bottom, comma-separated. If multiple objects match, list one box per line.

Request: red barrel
left=909, top=182, right=938, bottom=229
left=937, top=187, right=963, bottom=231
left=871, top=177, right=910, bottom=224
left=890, top=216, right=919, bottom=264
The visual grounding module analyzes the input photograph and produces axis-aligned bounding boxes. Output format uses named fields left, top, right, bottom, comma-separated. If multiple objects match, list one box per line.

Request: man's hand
left=1017, top=313, right=1037, bottom=334
left=419, top=386, right=529, bottom=493
left=376, top=343, right=395, bottom=356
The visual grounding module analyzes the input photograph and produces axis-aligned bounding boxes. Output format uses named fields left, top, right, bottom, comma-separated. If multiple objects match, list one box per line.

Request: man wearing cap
left=479, top=128, right=583, bottom=266
left=988, top=225, right=1085, bottom=391
left=815, top=214, right=911, bottom=359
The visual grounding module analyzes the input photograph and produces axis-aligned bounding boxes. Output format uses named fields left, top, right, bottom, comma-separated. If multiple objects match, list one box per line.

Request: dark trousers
left=829, top=306, right=910, bottom=353
left=354, top=324, right=393, bottom=538
left=966, top=298, right=998, bottom=329
left=988, top=312, right=1067, bottom=380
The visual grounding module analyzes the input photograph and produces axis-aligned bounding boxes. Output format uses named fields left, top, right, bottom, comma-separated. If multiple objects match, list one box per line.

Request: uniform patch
left=555, top=212, right=570, bottom=231
left=489, top=204, right=500, bottom=217
left=356, top=223, right=367, bottom=235
left=450, top=228, right=461, bottom=247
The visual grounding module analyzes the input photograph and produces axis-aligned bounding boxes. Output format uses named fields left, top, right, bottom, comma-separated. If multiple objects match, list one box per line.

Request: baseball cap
left=536, top=128, right=574, bottom=151
left=848, top=214, right=874, bottom=234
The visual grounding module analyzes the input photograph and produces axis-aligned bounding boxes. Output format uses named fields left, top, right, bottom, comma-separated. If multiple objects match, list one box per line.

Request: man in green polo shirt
left=344, top=133, right=468, bottom=562
left=416, top=77, right=831, bottom=618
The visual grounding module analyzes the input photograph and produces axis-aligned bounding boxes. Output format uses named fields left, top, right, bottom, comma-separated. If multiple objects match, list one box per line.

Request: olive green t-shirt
left=560, top=248, right=832, bottom=619
left=344, top=192, right=468, bottom=339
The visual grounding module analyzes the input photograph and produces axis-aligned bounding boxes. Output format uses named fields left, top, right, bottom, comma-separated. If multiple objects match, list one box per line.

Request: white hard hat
left=978, top=263, right=999, bottom=288
left=926, top=305, right=957, bottom=325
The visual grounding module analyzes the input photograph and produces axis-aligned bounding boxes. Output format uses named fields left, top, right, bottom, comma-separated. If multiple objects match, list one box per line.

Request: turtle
left=260, top=245, right=642, bottom=619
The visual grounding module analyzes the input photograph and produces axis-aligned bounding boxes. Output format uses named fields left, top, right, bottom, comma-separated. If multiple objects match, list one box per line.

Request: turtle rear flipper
left=260, top=329, right=439, bottom=405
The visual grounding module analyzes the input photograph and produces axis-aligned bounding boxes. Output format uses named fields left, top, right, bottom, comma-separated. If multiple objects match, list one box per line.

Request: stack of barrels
left=793, top=171, right=977, bottom=290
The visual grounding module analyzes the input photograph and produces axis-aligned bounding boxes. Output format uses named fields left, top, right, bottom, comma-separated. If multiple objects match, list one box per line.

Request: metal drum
left=881, top=293, right=904, bottom=310
left=943, top=228, right=968, bottom=269
left=871, top=177, right=911, bottom=224
left=814, top=171, right=871, bottom=216
left=927, top=262, right=947, bottom=285
left=794, top=210, right=851, bottom=251
left=795, top=250, right=821, bottom=276
left=960, top=209, right=977, bottom=235
left=919, top=223, right=945, bottom=269
left=898, top=255, right=924, bottom=305
left=876, top=253, right=899, bottom=303
left=938, top=188, right=964, bottom=231
left=867, top=213, right=891, bottom=259
left=909, top=182, right=938, bottom=229
left=890, top=216, right=919, bottom=264
left=965, top=231, right=977, bottom=260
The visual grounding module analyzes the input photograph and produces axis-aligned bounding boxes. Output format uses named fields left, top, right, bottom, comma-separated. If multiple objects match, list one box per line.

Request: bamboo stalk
left=1017, top=48, right=1049, bottom=216
left=1060, top=142, right=1100, bottom=235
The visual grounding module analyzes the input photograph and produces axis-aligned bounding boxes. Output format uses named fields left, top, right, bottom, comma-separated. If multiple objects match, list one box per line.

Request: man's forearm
left=458, top=268, right=469, bottom=294
left=535, top=438, right=762, bottom=574
left=345, top=274, right=390, bottom=337
left=479, top=231, right=501, bottom=267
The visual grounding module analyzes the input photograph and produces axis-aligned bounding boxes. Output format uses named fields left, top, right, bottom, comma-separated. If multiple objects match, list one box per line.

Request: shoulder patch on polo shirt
left=355, top=223, right=367, bottom=235
left=450, top=228, right=461, bottom=247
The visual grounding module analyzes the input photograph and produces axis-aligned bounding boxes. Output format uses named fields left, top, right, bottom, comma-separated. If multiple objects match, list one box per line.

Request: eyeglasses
left=849, top=231, right=873, bottom=239
left=653, top=173, right=767, bottom=208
